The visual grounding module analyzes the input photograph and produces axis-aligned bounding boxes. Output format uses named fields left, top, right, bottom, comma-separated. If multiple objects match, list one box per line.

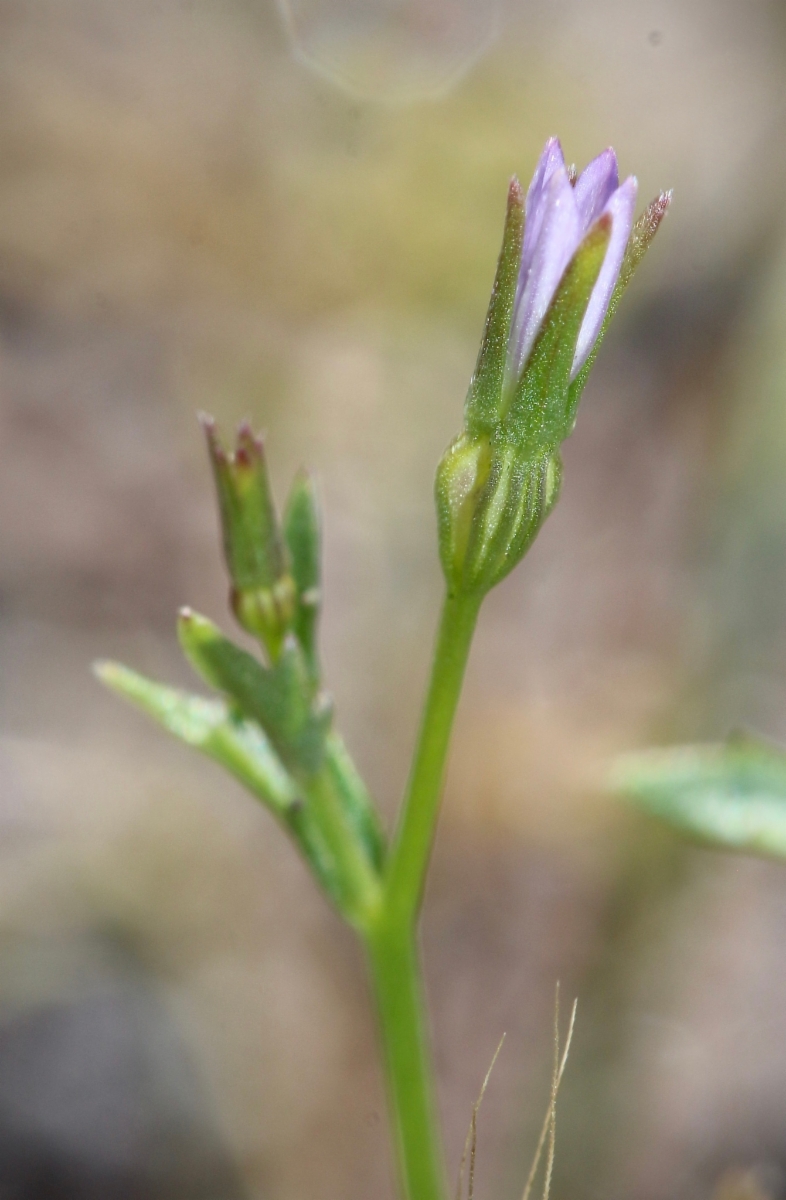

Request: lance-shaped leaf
left=284, top=469, right=321, bottom=679
left=464, top=178, right=525, bottom=438
left=95, top=659, right=299, bottom=811
left=613, top=735, right=786, bottom=860
left=95, top=660, right=353, bottom=908
left=177, top=610, right=331, bottom=775
left=503, top=215, right=611, bottom=454
left=325, top=733, right=387, bottom=871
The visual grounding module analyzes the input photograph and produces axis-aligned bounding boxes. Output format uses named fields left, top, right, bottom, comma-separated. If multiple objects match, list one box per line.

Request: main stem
left=386, top=589, right=482, bottom=925
left=365, top=588, right=482, bottom=1200
left=367, top=920, right=446, bottom=1200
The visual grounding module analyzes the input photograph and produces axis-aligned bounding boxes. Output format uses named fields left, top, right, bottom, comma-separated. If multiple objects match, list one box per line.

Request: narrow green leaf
left=284, top=469, right=321, bottom=677
left=325, top=732, right=387, bottom=871
left=95, top=660, right=351, bottom=908
left=177, top=609, right=331, bottom=774
left=504, top=216, right=611, bottom=454
left=613, top=735, right=786, bottom=859
left=94, top=660, right=298, bottom=813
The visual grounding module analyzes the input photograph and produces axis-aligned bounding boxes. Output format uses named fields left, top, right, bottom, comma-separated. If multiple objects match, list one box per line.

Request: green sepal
left=177, top=609, right=332, bottom=775
left=567, top=191, right=672, bottom=416
left=434, top=431, right=492, bottom=591
left=325, top=732, right=387, bottom=871
left=94, top=660, right=352, bottom=910
left=463, top=440, right=562, bottom=592
left=284, top=469, right=321, bottom=680
left=613, top=731, right=786, bottom=860
left=435, top=433, right=561, bottom=596
left=503, top=215, right=611, bottom=454
left=465, top=178, right=525, bottom=438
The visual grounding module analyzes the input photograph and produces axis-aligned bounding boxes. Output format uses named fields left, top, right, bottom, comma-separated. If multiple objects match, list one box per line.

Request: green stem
left=385, top=589, right=482, bottom=924
left=363, top=589, right=481, bottom=1199
left=367, top=919, right=447, bottom=1200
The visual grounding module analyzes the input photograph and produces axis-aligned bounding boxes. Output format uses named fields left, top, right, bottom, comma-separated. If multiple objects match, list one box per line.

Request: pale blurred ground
left=2, top=0, right=786, bottom=1197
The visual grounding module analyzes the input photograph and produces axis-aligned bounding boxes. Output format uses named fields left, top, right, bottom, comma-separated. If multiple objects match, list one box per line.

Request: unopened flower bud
left=201, top=415, right=296, bottom=658
left=437, top=137, right=670, bottom=596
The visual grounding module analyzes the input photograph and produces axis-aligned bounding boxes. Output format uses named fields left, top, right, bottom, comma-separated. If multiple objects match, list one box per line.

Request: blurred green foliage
left=615, top=736, right=786, bottom=860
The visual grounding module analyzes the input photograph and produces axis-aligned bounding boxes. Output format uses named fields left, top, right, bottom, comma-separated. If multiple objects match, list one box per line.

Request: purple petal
left=519, top=138, right=567, bottom=273
left=570, top=175, right=638, bottom=379
left=573, top=148, right=619, bottom=230
left=508, top=163, right=581, bottom=381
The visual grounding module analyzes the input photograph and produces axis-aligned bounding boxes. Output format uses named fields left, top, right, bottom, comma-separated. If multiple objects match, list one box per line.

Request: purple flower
left=507, top=137, right=638, bottom=387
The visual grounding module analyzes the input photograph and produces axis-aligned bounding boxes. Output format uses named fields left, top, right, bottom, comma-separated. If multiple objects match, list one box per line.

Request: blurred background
left=2, top=0, right=786, bottom=1196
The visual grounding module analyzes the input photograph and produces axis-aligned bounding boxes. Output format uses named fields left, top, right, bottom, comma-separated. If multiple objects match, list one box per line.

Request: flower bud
left=201, top=415, right=296, bottom=659
left=437, top=138, right=670, bottom=597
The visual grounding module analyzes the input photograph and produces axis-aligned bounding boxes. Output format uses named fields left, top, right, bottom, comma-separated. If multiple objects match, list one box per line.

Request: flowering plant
left=97, top=138, right=669, bottom=1200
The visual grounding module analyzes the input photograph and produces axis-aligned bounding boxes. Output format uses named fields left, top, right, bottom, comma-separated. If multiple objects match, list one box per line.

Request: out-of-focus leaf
left=283, top=469, right=321, bottom=678
left=325, top=733, right=386, bottom=871
left=94, top=660, right=298, bottom=812
left=613, top=736, right=786, bottom=859
left=95, top=660, right=352, bottom=909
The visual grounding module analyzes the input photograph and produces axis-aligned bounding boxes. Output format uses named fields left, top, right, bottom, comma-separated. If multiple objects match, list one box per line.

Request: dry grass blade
left=520, top=984, right=577, bottom=1200
left=541, top=986, right=561, bottom=1200
left=455, top=1033, right=506, bottom=1200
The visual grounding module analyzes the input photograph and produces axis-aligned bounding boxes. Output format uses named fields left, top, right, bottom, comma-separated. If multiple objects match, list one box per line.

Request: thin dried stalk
left=520, top=985, right=577, bottom=1200
left=456, top=1034, right=506, bottom=1200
